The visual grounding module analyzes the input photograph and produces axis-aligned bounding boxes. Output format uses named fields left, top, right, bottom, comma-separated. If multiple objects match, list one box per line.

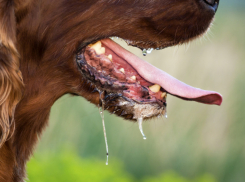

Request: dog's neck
left=0, top=88, right=61, bottom=181
left=10, top=66, right=68, bottom=181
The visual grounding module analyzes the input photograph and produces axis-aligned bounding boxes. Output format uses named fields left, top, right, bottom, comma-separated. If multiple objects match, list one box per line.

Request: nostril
left=203, top=0, right=219, bottom=11
left=204, top=0, right=215, bottom=6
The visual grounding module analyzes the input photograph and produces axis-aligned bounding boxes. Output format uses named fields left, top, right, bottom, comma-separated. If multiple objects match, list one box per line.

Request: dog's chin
left=76, top=38, right=222, bottom=121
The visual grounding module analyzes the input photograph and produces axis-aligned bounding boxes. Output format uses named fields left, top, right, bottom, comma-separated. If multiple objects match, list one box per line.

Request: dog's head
left=0, top=0, right=221, bottom=145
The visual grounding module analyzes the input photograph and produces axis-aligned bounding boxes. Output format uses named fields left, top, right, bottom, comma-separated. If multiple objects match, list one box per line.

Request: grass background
left=27, top=2, right=245, bottom=182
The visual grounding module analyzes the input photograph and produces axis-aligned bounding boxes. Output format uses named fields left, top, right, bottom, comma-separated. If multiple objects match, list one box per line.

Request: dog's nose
left=203, top=0, right=219, bottom=12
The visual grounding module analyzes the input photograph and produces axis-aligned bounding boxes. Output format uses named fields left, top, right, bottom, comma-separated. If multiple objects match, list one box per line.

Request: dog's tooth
left=119, top=68, right=125, bottom=73
left=99, top=47, right=106, bottom=54
left=149, top=84, right=161, bottom=93
left=161, top=92, right=167, bottom=98
left=90, top=41, right=101, bottom=49
left=108, top=54, right=112, bottom=61
left=90, top=41, right=106, bottom=55
left=130, top=76, right=136, bottom=81
left=95, top=47, right=105, bottom=55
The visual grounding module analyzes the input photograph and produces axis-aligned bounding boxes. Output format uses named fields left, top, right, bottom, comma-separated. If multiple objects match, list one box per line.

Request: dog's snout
left=203, top=0, right=219, bottom=12
left=205, top=0, right=215, bottom=5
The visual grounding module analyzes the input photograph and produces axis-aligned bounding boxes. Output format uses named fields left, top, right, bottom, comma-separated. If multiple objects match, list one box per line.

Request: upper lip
left=124, top=39, right=177, bottom=50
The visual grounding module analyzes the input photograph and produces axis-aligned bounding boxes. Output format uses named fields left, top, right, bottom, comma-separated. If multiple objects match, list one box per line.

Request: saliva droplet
left=106, top=153, right=109, bottom=165
left=138, top=117, right=147, bottom=140
left=142, top=49, right=147, bottom=56
left=146, top=48, right=153, bottom=54
left=99, top=92, right=109, bottom=165
left=164, top=111, right=168, bottom=119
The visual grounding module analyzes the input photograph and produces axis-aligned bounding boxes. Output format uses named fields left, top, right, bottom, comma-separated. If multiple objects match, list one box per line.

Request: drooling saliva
left=142, top=48, right=154, bottom=56
left=142, top=49, right=147, bottom=56
left=99, top=93, right=109, bottom=165
left=138, top=117, right=147, bottom=140
left=146, top=48, right=154, bottom=54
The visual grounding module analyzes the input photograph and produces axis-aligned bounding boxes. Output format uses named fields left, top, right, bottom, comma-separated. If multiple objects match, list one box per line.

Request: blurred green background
left=27, top=1, right=245, bottom=182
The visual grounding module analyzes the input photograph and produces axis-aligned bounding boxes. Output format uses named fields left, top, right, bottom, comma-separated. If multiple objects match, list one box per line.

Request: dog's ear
left=0, top=0, right=23, bottom=147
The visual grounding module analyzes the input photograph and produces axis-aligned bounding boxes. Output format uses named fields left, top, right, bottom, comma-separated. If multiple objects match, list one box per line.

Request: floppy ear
left=0, top=0, right=23, bottom=147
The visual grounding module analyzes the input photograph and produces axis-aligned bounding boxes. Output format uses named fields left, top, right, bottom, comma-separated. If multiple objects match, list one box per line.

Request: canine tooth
left=130, top=76, right=136, bottom=81
left=108, top=54, right=112, bottom=61
left=161, top=92, right=167, bottom=98
left=149, top=84, right=161, bottom=93
left=90, top=41, right=101, bottom=49
left=90, top=41, right=106, bottom=55
left=94, top=47, right=105, bottom=55
left=99, top=47, right=106, bottom=54
left=119, top=68, right=125, bottom=73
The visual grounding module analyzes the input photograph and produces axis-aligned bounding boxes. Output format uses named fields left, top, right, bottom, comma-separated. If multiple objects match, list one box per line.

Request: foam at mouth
left=101, top=38, right=222, bottom=105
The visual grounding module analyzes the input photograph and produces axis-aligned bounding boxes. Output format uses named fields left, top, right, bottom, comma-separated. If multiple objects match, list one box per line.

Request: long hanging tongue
left=101, top=39, right=222, bottom=106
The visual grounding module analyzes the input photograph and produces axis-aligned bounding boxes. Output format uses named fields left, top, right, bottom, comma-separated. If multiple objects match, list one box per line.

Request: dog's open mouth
left=76, top=38, right=222, bottom=120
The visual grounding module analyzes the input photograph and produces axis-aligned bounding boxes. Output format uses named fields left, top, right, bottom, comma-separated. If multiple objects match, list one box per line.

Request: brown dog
left=0, top=0, right=222, bottom=181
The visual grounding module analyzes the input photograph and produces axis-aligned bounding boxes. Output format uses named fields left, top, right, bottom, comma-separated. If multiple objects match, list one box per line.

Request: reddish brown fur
left=0, top=0, right=217, bottom=181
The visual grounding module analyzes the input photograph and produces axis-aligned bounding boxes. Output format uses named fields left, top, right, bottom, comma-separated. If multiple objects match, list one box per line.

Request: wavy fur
left=0, top=0, right=23, bottom=147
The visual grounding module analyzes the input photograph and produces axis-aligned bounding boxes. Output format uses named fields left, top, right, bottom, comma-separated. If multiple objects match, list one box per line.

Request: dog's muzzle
left=203, top=0, right=219, bottom=12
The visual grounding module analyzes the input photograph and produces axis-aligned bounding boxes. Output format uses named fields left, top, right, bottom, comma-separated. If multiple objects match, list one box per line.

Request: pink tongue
left=101, top=39, right=222, bottom=105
